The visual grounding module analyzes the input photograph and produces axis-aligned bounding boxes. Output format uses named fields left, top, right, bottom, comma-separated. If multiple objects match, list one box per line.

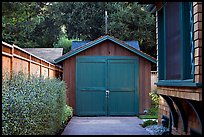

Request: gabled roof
left=54, top=35, right=156, bottom=64
left=72, top=40, right=140, bottom=50
left=23, top=48, right=63, bottom=63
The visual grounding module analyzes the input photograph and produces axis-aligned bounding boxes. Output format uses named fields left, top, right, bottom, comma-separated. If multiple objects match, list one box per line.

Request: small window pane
left=165, top=2, right=182, bottom=80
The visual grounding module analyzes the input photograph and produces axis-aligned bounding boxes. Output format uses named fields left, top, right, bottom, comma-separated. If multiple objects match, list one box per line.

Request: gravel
left=144, top=125, right=169, bottom=135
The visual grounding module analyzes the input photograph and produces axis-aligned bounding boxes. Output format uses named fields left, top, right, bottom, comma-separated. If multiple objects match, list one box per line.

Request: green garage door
left=76, top=56, right=139, bottom=116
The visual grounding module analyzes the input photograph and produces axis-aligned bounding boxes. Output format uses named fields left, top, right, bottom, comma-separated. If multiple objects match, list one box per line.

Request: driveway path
left=61, top=116, right=150, bottom=135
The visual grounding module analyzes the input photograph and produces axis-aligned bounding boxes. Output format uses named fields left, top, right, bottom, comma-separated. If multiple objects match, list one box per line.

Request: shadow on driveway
left=61, top=116, right=150, bottom=135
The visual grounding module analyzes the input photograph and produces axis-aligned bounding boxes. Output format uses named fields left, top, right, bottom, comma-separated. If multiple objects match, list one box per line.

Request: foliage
left=108, top=2, right=156, bottom=58
left=2, top=2, right=156, bottom=60
left=141, top=120, right=157, bottom=128
left=2, top=2, right=62, bottom=48
left=148, top=106, right=158, bottom=116
left=2, top=71, right=73, bottom=135
left=53, top=2, right=108, bottom=40
left=54, top=2, right=156, bottom=58
left=2, top=2, right=43, bottom=47
left=139, top=115, right=158, bottom=119
left=62, top=105, right=73, bottom=125
left=54, top=32, right=80, bottom=54
left=147, top=89, right=159, bottom=115
left=149, top=89, right=159, bottom=106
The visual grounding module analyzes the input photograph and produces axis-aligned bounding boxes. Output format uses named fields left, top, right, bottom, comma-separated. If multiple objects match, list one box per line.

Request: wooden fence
left=151, top=71, right=158, bottom=91
left=2, top=41, right=63, bottom=79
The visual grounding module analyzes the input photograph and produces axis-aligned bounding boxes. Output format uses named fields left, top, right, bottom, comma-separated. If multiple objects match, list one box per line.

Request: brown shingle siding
left=194, top=12, right=202, bottom=23
left=193, top=3, right=202, bottom=15
left=194, top=47, right=202, bottom=57
left=194, top=56, right=202, bottom=66
left=157, top=87, right=202, bottom=101
left=194, top=74, right=202, bottom=83
left=194, top=65, right=202, bottom=75
left=194, top=40, right=202, bottom=48
left=194, top=30, right=202, bottom=40
left=193, top=2, right=202, bottom=7
left=194, top=22, right=202, bottom=32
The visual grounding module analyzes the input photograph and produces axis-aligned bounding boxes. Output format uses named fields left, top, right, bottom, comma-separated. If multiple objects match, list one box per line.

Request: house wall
left=155, top=2, right=202, bottom=135
left=62, top=40, right=152, bottom=115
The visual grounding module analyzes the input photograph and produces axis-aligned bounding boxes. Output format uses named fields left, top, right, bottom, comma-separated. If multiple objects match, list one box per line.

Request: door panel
left=107, top=59, right=138, bottom=115
left=108, top=92, right=136, bottom=115
left=76, top=58, right=107, bottom=116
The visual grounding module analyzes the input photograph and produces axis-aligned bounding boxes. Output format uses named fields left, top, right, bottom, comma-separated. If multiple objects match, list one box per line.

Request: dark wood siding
left=63, top=40, right=151, bottom=114
left=139, top=57, right=151, bottom=113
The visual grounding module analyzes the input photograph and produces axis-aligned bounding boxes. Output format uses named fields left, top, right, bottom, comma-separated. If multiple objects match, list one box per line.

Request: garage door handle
left=106, top=90, right=110, bottom=98
left=106, top=90, right=110, bottom=94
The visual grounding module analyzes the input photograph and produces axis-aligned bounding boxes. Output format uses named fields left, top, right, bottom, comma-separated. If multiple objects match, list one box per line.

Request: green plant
left=147, top=89, right=159, bottom=115
left=148, top=106, right=158, bottom=116
left=62, top=105, right=73, bottom=125
left=54, top=33, right=80, bottom=54
left=141, top=120, right=157, bottom=128
left=139, top=115, right=158, bottom=119
left=149, top=89, right=159, bottom=106
left=2, top=71, right=73, bottom=135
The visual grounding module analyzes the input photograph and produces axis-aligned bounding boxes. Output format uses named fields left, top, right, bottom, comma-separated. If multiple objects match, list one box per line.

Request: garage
left=54, top=35, right=156, bottom=116
left=76, top=56, right=138, bottom=116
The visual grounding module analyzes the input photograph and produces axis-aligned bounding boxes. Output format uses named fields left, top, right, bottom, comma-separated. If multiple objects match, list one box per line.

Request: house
left=54, top=35, right=156, bottom=116
left=147, top=2, right=202, bottom=135
left=23, top=48, right=63, bottom=64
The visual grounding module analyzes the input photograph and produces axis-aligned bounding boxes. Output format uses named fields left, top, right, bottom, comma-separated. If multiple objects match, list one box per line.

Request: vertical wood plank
left=40, top=60, right=42, bottom=77
left=11, top=45, right=14, bottom=78
left=28, top=55, right=31, bottom=77
left=48, top=63, right=50, bottom=78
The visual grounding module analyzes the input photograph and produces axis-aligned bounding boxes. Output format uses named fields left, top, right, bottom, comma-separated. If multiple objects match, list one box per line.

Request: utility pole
left=105, top=10, right=108, bottom=34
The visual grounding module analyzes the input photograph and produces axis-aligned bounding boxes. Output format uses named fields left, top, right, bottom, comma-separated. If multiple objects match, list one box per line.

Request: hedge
left=2, top=71, right=73, bottom=135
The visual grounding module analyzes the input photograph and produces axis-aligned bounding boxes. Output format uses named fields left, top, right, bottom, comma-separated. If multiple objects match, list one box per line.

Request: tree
left=2, top=2, right=43, bottom=47
left=2, top=2, right=62, bottom=48
left=52, top=2, right=107, bottom=40
left=2, top=2, right=156, bottom=61
left=108, top=2, right=156, bottom=58
left=53, top=2, right=156, bottom=58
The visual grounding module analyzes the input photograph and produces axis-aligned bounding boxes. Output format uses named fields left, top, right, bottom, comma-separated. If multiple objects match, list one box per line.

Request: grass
left=139, top=115, right=158, bottom=119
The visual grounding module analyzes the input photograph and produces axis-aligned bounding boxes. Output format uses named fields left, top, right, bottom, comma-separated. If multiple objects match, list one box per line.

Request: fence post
left=48, top=63, right=50, bottom=78
left=28, top=55, right=31, bottom=77
left=10, top=44, right=14, bottom=78
left=40, top=60, right=42, bottom=77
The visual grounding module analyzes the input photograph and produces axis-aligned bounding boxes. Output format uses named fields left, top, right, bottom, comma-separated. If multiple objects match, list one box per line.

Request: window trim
left=156, top=80, right=202, bottom=87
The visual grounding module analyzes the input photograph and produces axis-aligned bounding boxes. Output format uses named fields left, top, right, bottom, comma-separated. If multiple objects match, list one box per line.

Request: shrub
left=2, top=71, right=73, bottom=135
left=149, top=89, right=159, bottom=106
left=141, top=120, right=157, bottom=128
left=148, top=89, right=159, bottom=115
left=62, top=105, right=73, bottom=125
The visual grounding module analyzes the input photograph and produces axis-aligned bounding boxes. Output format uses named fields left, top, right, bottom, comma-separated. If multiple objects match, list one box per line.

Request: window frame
left=156, top=2, right=201, bottom=87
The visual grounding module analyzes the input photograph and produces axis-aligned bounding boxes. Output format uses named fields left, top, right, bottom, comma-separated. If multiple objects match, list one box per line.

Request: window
left=165, top=2, right=182, bottom=80
left=157, top=2, right=195, bottom=86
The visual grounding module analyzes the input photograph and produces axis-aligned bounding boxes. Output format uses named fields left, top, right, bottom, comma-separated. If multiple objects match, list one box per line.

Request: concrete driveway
left=61, top=116, right=150, bottom=135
